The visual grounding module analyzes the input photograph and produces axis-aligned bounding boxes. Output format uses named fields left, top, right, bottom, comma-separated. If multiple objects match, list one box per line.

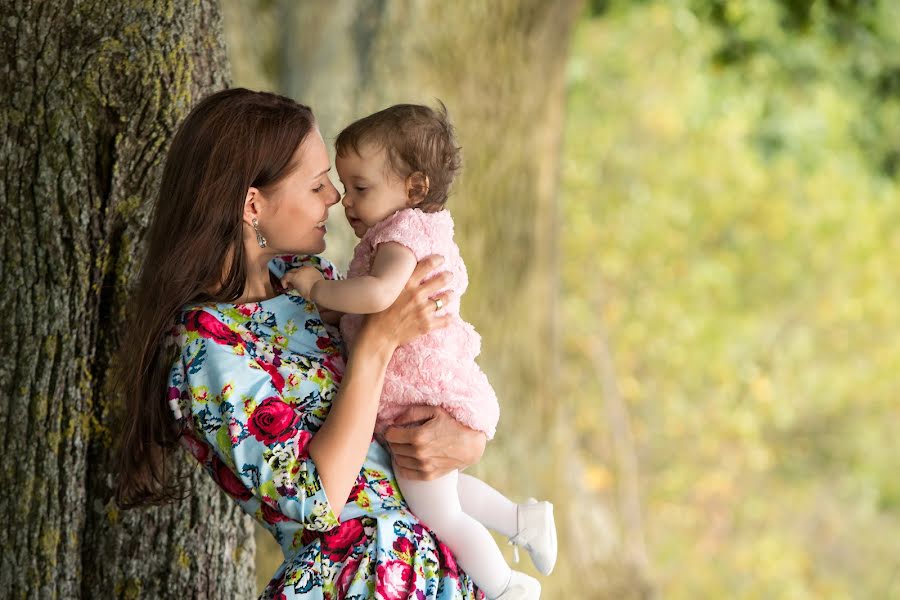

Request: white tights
left=396, top=469, right=518, bottom=599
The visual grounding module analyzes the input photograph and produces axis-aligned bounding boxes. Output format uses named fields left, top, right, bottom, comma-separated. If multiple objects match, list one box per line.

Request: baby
left=283, top=103, right=556, bottom=600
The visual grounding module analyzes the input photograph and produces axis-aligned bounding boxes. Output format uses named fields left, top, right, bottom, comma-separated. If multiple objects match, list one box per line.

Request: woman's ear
left=242, top=187, right=262, bottom=225
left=405, top=172, right=430, bottom=206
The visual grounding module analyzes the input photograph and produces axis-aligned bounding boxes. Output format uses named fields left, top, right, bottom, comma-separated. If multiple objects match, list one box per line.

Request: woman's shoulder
left=168, top=292, right=344, bottom=373
left=165, top=303, right=246, bottom=357
left=165, top=255, right=345, bottom=360
left=165, top=303, right=290, bottom=392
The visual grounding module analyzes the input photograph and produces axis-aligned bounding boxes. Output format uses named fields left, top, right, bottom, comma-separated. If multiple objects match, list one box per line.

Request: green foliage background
left=563, top=1, right=899, bottom=597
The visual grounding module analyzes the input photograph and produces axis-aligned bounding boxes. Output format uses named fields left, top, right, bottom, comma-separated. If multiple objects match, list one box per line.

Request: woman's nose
left=327, top=182, right=340, bottom=206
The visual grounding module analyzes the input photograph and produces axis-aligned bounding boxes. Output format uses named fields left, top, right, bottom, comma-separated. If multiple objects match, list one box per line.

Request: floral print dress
left=166, top=254, right=483, bottom=600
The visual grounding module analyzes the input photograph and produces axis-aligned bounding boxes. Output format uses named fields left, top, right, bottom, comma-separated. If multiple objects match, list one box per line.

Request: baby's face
left=335, top=143, right=410, bottom=238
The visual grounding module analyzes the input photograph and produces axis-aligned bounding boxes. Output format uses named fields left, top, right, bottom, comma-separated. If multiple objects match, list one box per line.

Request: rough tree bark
left=1, top=2, right=255, bottom=598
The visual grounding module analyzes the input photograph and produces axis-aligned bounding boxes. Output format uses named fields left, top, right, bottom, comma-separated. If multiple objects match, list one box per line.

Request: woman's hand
left=359, top=255, right=452, bottom=350
left=383, top=405, right=487, bottom=480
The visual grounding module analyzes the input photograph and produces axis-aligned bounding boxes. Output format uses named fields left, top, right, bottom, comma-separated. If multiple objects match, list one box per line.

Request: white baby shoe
left=492, top=570, right=541, bottom=600
left=508, top=498, right=557, bottom=576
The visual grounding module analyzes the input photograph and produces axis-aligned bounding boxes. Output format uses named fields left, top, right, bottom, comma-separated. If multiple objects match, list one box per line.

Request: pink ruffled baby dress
left=340, top=208, right=500, bottom=439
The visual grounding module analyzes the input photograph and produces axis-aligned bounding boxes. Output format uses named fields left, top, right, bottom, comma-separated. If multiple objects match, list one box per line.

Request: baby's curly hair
left=335, top=102, right=462, bottom=212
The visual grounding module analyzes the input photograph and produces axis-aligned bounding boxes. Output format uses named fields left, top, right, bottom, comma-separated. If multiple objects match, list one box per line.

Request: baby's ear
left=405, top=172, right=430, bottom=206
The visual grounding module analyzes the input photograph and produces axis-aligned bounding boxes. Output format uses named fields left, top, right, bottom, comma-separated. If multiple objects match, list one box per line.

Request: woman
left=116, top=88, right=488, bottom=599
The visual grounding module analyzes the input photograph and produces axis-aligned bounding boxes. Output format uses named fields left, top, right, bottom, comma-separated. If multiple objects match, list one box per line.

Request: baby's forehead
left=336, top=143, right=391, bottom=173
left=340, top=140, right=386, bottom=161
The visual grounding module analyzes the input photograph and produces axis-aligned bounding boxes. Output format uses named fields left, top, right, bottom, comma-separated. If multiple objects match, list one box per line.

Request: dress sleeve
left=368, top=209, right=434, bottom=260
left=173, top=329, right=341, bottom=533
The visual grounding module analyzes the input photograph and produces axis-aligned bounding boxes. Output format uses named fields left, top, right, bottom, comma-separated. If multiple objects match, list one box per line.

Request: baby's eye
left=355, top=186, right=366, bottom=193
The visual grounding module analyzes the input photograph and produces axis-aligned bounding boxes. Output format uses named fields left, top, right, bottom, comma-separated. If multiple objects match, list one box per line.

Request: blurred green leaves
left=681, top=0, right=900, bottom=177
left=563, top=2, right=899, bottom=597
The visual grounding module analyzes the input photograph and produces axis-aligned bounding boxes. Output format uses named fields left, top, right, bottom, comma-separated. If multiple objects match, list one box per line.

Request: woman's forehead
left=294, top=131, right=330, bottom=177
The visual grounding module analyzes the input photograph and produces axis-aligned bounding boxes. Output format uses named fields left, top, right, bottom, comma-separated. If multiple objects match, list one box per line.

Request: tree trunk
left=1, top=2, right=256, bottom=598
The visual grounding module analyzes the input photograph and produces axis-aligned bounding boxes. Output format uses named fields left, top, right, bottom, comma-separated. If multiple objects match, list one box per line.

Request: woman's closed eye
left=312, top=183, right=326, bottom=193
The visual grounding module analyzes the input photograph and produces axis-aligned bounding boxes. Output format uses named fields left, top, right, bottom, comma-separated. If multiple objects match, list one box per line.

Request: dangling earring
left=252, top=217, right=267, bottom=248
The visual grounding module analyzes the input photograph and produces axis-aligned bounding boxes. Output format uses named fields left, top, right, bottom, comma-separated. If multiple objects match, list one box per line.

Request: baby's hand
left=281, top=266, right=324, bottom=300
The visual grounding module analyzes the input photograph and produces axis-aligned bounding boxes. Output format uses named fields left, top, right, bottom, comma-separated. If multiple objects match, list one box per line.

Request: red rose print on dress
left=300, top=528, right=319, bottom=547
left=167, top=385, right=184, bottom=405
left=248, top=397, right=299, bottom=445
left=261, top=501, right=292, bottom=525
left=347, top=476, right=366, bottom=503
left=322, top=519, right=365, bottom=562
left=336, top=555, right=361, bottom=598
left=316, top=336, right=335, bottom=352
left=374, top=479, right=395, bottom=499
left=295, top=429, right=312, bottom=460
left=180, top=429, right=209, bottom=463
left=268, top=575, right=287, bottom=600
left=437, top=541, right=459, bottom=578
left=375, top=560, right=414, bottom=600
left=255, top=357, right=286, bottom=392
left=323, top=355, right=345, bottom=383
left=210, top=455, right=251, bottom=501
left=184, top=310, right=242, bottom=346
left=392, top=537, right=415, bottom=563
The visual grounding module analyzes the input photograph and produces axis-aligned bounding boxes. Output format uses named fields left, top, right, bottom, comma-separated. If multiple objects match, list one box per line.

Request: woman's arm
left=383, top=405, right=487, bottom=480
left=308, top=255, right=450, bottom=517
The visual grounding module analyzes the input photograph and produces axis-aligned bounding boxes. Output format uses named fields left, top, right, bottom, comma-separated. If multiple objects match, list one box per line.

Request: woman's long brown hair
left=115, top=88, right=315, bottom=508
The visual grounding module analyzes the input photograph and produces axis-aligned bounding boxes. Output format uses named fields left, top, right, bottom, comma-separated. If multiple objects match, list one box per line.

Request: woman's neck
left=237, top=251, right=279, bottom=303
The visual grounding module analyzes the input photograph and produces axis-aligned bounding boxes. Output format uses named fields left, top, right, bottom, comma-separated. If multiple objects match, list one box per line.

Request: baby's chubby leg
left=457, top=473, right=518, bottom=537
left=396, top=469, right=512, bottom=598
left=459, top=473, right=558, bottom=576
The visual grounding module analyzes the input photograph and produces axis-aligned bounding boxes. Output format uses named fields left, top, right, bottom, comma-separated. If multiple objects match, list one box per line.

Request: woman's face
left=255, top=130, right=340, bottom=255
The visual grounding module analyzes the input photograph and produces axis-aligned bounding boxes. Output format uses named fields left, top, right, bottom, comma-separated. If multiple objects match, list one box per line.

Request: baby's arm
left=288, top=243, right=418, bottom=314
left=313, top=243, right=417, bottom=313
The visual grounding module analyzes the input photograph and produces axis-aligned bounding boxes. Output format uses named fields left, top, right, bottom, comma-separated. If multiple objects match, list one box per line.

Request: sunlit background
left=220, top=1, right=899, bottom=598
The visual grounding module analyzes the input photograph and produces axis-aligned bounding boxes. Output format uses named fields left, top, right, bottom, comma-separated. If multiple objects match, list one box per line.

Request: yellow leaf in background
left=621, top=376, right=642, bottom=401
left=584, top=464, right=614, bottom=491
left=642, top=104, right=684, bottom=140
left=751, top=375, right=773, bottom=404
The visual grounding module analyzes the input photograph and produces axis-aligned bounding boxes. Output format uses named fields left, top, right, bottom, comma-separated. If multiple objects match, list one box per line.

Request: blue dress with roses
left=166, top=254, right=483, bottom=600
